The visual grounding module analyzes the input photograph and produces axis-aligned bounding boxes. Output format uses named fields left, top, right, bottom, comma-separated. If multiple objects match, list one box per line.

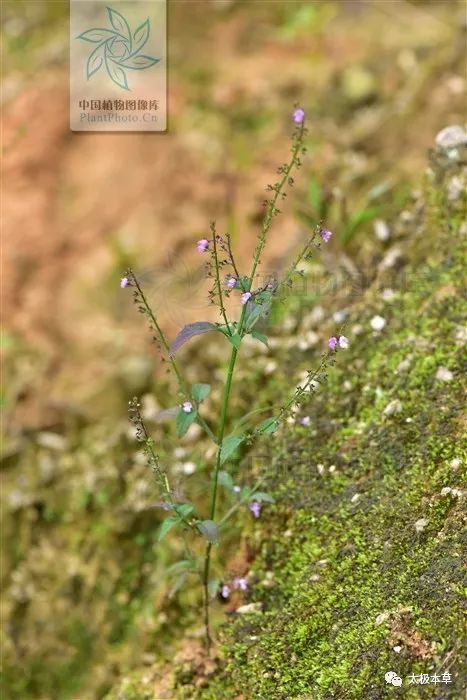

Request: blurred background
left=2, top=1, right=465, bottom=698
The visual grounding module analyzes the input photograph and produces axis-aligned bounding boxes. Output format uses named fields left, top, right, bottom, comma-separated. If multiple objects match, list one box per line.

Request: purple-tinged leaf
left=197, top=520, right=220, bottom=544
left=169, top=322, right=219, bottom=356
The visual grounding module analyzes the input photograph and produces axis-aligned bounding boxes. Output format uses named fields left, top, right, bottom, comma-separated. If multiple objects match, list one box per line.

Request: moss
left=178, top=170, right=466, bottom=698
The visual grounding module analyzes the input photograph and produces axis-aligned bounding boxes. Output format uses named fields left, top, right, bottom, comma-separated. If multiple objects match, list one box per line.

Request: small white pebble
left=329, top=465, right=336, bottom=474
left=393, top=645, right=402, bottom=653
left=450, top=458, right=461, bottom=470
left=333, top=310, right=348, bottom=323
left=310, top=574, right=320, bottom=582
left=375, top=612, right=390, bottom=625
left=370, top=315, right=386, bottom=331
left=415, top=518, right=428, bottom=533
left=396, top=358, right=412, bottom=373
left=383, top=399, right=403, bottom=416
left=405, top=417, right=413, bottom=423
left=454, top=325, right=467, bottom=345
left=182, top=461, right=196, bottom=475
left=264, top=360, right=277, bottom=375
left=374, top=219, right=390, bottom=241
left=435, top=366, right=453, bottom=382
left=236, top=603, right=262, bottom=614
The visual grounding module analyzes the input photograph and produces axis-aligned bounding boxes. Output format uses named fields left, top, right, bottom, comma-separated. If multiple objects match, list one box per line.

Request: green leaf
left=245, top=295, right=273, bottom=331
left=251, top=491, right=275, bottom=504
left=197, top=520, right=220, bottom=544
left=158, top=516, right=178, bottom=541
left=166, top=559, right=195, bottom=577
left=257, top=417, right=279, bottom=435
left=220, top=435, right=244, bottom=464
left=174, top=503, right=194, bottom=520
left=241, top=487, right=251, bottom=500
left=176, top=408, right=197, bottom=437
left=192, top=383, right=211, bottom=402
left=217, top=470, right=234, bottom=490
left=250, top=330, right=269, bottom=347
left=227, top=333, right=241, bottom=350
left=342, top=206, right=380, bottom=244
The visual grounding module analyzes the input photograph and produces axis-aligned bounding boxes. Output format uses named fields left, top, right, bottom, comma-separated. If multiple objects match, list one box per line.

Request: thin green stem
left=202, top=305, right=247, bottom=650
left=212, top=224, right=231, bottom=333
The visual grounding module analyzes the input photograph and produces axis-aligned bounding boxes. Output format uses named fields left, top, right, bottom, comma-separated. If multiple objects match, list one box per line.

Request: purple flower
left=241, top=292, right=252, bottom=305
left=328, top=336, right=338, bottom=350
left=221, top=584, right=230, bottom=599
left=233, top=485, right=241, bottom=493
left=300, top=416, right=311, bottom=426
left=320, top=228, right=333, bottom=243
left=249, top=501, right=261, bottom=518
left=182, top=401, right=193, bottom=413
left=233, top=577, right=248, bottom=591
left=226, top=277, right=237, bottom=289
left=197, top=239, right=209, bottom=253
left=338, top=335, right=349, bottom=349
left=120, top=276, right=129, bottom=288
left=293, top=108, right=305, bottom=124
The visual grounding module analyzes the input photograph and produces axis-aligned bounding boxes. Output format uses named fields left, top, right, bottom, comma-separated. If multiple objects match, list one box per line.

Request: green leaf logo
left=76, top=6, right=160, bottom=91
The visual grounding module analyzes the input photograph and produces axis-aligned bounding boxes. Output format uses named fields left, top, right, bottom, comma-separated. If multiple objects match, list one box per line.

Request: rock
left=374, top=219, right=390, bottom=241
left=375, top=612, right=390, bottom=625
left=414, top=518, right=428, bottom=533
left=370, top=315, right=386, bottom=331
left=383, top=399, right=402, bottom=417
left=36, top=431, right=67, bottom=451
left=435, top=125, right=467, bottom=150
left=396, top=357, right=412, bottom=373
left=435, top=366, right=453, bottom=382
left=236, top=602, right=262, bottom=614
